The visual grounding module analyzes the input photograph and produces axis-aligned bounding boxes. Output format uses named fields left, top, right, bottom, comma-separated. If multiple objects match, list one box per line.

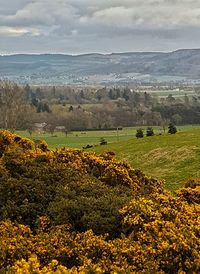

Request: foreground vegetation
left=0, top=130, right=199, bottom=273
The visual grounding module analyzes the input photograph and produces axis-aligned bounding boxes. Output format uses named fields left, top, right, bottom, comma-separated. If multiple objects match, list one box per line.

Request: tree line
left=0, top=81, right=200, bottom=132
left=136, top=123, right=177, bottom=138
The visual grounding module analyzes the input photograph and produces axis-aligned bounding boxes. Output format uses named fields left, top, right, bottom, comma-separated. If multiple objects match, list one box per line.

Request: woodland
left=1, top=82, right=200, bottom=132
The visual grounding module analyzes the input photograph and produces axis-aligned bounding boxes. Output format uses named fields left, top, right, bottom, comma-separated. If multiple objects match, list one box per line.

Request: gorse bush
left=0, top=130, right=199, bottom=273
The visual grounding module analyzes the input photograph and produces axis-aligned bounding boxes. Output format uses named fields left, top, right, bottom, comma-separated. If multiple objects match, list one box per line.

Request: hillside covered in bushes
left=0, top=130, right=199, bottom=273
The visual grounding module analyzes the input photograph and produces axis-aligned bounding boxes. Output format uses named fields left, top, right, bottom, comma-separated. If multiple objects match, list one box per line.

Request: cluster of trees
left=0, top=130, right=199, bottom=273
left=136, top=127, right=155, bottom=138
left=1, top=81, right=200, bottom=133
left=136, top=123, right=177, bottom=138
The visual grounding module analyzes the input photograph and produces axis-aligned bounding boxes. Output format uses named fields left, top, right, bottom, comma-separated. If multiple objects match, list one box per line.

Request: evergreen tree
left=43, top=103, right=51, bottom=113
left=80, top=90, right=85, bottom=99
left=69, top=105, right=74, bottom=112
left=100, top=137, right=107, bottom=145
left=168, top=123, right=177, bottom=134
left=24, top=84, right=32, bottom=100
left=146, top=127, right=154, bottom=137
left=136, top=128, right=144, bottom=138
left=108, top=89, right=114, bottom=100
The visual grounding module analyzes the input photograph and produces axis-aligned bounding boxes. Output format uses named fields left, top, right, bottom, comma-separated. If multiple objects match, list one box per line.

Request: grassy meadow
left=91, top=127, right=200, bottom=192
left=17, top=125, right=200, bottom=192
left=18, top=128, right=137, bottom=149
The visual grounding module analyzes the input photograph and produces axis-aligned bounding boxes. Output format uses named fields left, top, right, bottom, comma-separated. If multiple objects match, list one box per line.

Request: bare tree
left=0, top=81, right=28, bottom=131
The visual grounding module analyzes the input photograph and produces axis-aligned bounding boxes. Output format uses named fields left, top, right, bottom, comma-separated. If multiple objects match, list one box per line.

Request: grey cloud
left=2, top=1, right=200, bottom=31
left=0, top=1, right=77, bottom=27
left=0, top=0, right=28, bottom=15
left=0, top=0, right=200, bottom=54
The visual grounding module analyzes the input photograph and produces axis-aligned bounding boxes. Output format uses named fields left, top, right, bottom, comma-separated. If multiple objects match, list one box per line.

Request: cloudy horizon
left=0, top=0, right=200, bottom=55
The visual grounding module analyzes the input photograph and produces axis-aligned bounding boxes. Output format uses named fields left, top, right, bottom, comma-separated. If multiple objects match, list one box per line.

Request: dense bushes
left=0, top=130, right=199, bottom=273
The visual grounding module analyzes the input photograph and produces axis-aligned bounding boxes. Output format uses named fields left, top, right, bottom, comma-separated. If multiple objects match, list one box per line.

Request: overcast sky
left=0, top=0, right=200, bottom=54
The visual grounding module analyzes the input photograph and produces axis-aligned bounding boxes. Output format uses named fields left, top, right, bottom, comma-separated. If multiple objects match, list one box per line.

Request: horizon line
left=1, top=48, right=200, bottom=57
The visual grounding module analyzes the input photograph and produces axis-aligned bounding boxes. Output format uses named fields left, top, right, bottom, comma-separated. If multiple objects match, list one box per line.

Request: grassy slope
left=91, top=129, right=200, bottom=192
left=18, top=126, right=200, bottom=192
left=18, top=125, right=199, bottom=150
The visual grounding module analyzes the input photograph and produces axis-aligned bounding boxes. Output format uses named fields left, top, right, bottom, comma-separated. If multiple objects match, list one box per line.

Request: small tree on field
left=69, top=105, right=73, bottom=112
left=136, top=128, right=144, bottom=138
left=168, top=123, right=177, bottom=134
left=100, top=137, right=107, bottom=145
left=146, top=127, right=154, bottom=137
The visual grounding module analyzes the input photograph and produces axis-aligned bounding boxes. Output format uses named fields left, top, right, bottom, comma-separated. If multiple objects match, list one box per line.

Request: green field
left=91, top=128, right=200, bottom=192
left=18, top=125, right=200, bottom=192
left=17, top=125, right=199, bottom=149
left=18, top=128, right=137, bottom=149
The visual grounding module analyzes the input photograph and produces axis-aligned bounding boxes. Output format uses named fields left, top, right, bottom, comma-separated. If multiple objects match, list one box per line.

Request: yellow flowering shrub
left=177, top=178, right=200, bottom=204
left=7, top=255, right=72, bottom=274
left=0, top=131, right=199, bottom=273
left=120, top=194, right=200, bottom=273
left=0, top=130, right=34, bottom=156
left=0, top=213, right=199, bottom=273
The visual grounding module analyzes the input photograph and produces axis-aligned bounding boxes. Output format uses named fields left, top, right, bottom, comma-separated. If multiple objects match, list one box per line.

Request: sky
left=0, top=0, right=200, bottom=54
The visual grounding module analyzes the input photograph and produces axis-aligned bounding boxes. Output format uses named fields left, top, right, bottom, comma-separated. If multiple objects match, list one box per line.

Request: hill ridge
left=1, top=48, right=200, bottom=84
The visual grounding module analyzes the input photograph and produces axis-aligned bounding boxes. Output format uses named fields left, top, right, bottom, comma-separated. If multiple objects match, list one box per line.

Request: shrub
left=0, top=131, right=199, bottom=273
left=177, top=178, right=200, bottom=204
left=82, top=144, right=93, bottom=149
left=99, top=137, right=107, bottom=145
left=136, top=128, right=144, bottom=138
left=168, top=123, right=177, bottom=134
left=146, top=127, right=154, bottom=137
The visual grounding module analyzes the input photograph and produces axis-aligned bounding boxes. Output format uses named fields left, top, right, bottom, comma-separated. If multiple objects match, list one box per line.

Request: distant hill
left=1, top=49, right=200, bottom=84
